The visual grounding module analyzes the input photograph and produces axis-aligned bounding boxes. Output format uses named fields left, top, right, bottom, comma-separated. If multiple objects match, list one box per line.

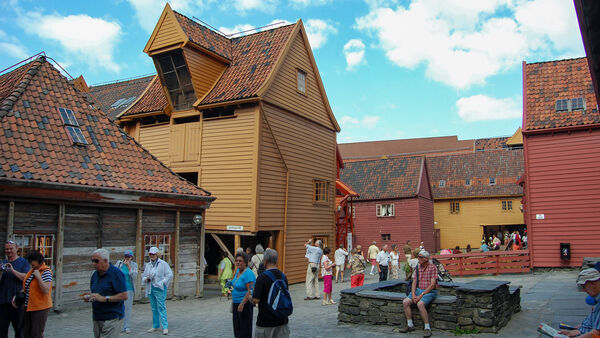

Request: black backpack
left=263, top=270, right=293, bottom=318
left=257, top=256, right=266, bottom=275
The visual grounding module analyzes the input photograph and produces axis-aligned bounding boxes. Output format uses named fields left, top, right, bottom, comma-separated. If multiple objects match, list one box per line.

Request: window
left=489, top=177, right=496, bottom=185
left=111, top=96, right=137, bottom=108
left=144, top=234, right=173, bottom=265
left=450, top=201, right=460, bottom=214
left=556, top=99, right=569, bottom=112
left=502, top=200, right=513, bottom=211
left=58, top=107, right=88, bottom=145
left=12, top=233, right=55, bottom=270
left=571, top=97, right=585, bottom=110
left=465, top=178, right=471, bottom=186
left=376, top=204, right=394, bottom=217
left=439, top=180, right=446, bottom=187
left=154, top=50, right=196, bottom=111
left=173, top=115, right=200, bottom=124
left=351, top=206, right=356, bottom=218
left=313, top=180, right=330, bottom=204
left=297, top=70, right=306, bottom=94
left=140, top=114, right=170, bottom=126
left=381, top=234, right=391, bottom=241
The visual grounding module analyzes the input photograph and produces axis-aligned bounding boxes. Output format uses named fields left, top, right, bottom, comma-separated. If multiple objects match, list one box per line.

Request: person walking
left=376, top=245, right=391, bottom=282
left=85, top=248, right=128, bottom=338
left=349, top=248, right=367, bottom=288
left=1, top=240, right=30, bottom=338
left=252, top=249, right=290, bottom=338
left=334, top=246, right=348, bottom=283
left=389, top=245, right=400, bottom=280
left=403, top=240, right=412, bottom=262
left=115, top=250, right=138, bottom=334
left=304, top=239, right=322, bottom=300
left=230, top=252, right=255, bottom=338
left=218, top=251, right=233, bottom=296
left=320, top=248, right=335, bottom=305
left=367, top=242, right=379, bottom=275
left=142, top=247, right=173, bottom=335
left=249, top=244, right=264, bottom=277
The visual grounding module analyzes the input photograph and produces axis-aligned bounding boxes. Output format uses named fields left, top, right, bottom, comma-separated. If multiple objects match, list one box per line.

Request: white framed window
left=489, top=177, right=496, bottom=186
left=376, top=204, right=394, bottom=217
left=144, top=233, right=173, bottom=265
left=297, top=69, right=306, bottom=94
left=12, top=233, right=55, bottom=270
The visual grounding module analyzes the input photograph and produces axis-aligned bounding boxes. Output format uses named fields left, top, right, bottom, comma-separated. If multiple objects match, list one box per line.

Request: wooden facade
left=116, top=5, right=340, bottom=283
left=522, top=57, right=600, bottom=267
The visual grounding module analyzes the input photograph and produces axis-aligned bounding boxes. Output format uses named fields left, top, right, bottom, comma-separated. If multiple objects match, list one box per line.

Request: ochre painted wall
left=434, top=197, right=524, bottom=250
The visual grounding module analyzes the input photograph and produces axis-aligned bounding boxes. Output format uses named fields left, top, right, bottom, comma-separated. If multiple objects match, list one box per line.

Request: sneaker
left=163, top=329, right=169, bottom=335
left=124, top=328, right=132, bottom=334
left=423, top=328, right=432, bottom=337
left=329, top=299, right=336, bottom=305
left=147, top=328, right=158, bottom=333
left=322, top=300, right=328, bottom=306
left=399, top=326, right=415, bottom=333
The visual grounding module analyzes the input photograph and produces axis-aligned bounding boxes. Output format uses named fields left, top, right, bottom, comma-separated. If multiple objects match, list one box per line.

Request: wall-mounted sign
left=227, top=225, right=244, bottom=231
left=535, top=214, right=545, bottom=220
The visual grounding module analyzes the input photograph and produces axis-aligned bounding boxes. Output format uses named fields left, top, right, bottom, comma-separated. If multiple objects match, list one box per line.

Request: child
left=321, top=247, right=335, bottom=305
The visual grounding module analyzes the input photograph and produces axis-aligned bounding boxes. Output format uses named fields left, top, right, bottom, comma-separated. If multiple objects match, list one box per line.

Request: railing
left=433, top=250, right=530, bottom=277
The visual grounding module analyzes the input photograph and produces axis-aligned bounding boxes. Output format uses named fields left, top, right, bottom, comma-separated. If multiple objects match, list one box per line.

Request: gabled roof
left=88, top=75, right=155, bottom=120
left=474, top=137, right=508, bottom=151
left=524, top=57, right=600, bottom=131
left=121, top=76, right=168, bottom=117
left=0, top=56, right=213, bottom=200
left=427, top=149, right=524, bottom=199
left=173, top=11, right=232, bottom=61
left=339, top=156, right=425, bottom=201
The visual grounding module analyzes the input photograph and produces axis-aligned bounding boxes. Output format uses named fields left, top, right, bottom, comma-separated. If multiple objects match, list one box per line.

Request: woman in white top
left=389, top=244, right=400, bottom=279
left=249, top=244, right=264, bottom=277
left=142, top=247, right=173, bottom=335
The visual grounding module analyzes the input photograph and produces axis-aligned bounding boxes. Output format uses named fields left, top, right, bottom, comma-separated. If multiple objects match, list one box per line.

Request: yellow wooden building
left=115, top=4, right=340, bottom=282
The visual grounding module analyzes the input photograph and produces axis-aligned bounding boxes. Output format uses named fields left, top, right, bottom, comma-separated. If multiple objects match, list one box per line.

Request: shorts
left=323, top=275, right=332, bottom=293
left=370, top=258, right=376, bottom=266
left=335, top=265, right=344, bottom=274
left=408, top=288, right=438, bottom=306
left=350, top=274, right=364, bottom=288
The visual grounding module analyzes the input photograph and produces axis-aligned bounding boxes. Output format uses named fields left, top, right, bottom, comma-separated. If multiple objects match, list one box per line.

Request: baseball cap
left=577, top=268, right=600, bottom=285
left=124, top=250, right=133, bottom=257
left=148, top=247, right=159, bottom=255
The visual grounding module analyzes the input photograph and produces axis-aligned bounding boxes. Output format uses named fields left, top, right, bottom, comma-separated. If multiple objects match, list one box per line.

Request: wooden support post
left=197, top=214, right=206, bottom=298
left=135, top=209, right=143, bottom=300
left=234, top=235, right=241, bottom=253
left=173, top=211, right=180, bottom=297
left=97, top=210, right=103, bottom=249
left=211, top=234, right=234, bottom=263
left=6, top=201, right=14, bottom=239
left=54, top=204, right=65, bottom=311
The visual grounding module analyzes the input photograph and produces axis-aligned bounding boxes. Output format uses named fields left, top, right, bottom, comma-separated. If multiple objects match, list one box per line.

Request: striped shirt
left=24, top=270, right=53, bottom=308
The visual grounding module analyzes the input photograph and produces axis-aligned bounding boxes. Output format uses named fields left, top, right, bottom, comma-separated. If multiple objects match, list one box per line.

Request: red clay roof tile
left=122, top=76, right=167, bottom=116
left=88, top=75, right=154, bottom=120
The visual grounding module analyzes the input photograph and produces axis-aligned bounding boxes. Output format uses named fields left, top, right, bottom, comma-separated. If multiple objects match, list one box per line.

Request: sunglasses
left=418, top=256, right=426, bottom=259
left=6, top=240, right=15, bottom=244
left=91, top=259, right=100, bottom=263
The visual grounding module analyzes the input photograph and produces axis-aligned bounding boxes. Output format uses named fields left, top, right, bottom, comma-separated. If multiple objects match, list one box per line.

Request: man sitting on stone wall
left=558, top=268, right=600, bottom=337
left=400, top=250, right=438, bottom=338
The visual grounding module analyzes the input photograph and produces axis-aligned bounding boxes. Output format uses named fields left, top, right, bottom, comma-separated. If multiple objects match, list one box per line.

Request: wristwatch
left=106, top=296, right=110, bottom=303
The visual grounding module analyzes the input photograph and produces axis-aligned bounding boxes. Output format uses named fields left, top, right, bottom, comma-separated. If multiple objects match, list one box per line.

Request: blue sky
left=0, top=0, right=585, bottom=143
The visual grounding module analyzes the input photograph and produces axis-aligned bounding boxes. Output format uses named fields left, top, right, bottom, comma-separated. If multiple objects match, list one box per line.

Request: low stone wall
left=338, top=279, right=521, bottom=333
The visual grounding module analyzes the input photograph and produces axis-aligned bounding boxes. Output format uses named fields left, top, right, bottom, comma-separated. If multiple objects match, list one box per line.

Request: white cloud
left=232, top=0, right=278, bottom=12
left=219, top=24, right=255, bottom=36
left=290, top=0, right=330, bottom=7
left=0, top=29, right=28, bottom=59
left=343, top=39, right=366, bottom=70
left=19, top=12, right=122, bottom=72
left=456, top=95, right=521, bottom=122
left=304, top=19, right=337, bottom=49
left=340, top=115, right=380, bottom=129
left=356, top=0, right=583, bottom=89
left=126, top=0, right=198, bottom=32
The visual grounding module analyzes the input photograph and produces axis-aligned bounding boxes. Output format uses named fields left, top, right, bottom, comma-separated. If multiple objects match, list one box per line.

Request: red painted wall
left=524, top=129, right=600, bottom=267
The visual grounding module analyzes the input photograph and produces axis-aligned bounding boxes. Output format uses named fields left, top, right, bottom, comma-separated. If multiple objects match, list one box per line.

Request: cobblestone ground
left=21, top=266, right=584, bottom=337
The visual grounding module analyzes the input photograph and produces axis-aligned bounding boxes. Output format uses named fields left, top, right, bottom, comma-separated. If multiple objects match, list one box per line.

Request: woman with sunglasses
left=230, top=252, right=256, bottom=338
left=142, top=247, right=173, bottom=335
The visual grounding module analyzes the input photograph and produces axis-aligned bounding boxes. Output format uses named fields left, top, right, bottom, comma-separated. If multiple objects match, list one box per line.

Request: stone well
left=338, top=279, right=521, bottom=333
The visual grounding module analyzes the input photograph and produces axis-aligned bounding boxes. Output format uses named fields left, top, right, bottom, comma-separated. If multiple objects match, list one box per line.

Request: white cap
left=577, top=268, right=600, bottom=285
left=419, top=250, right=430, bottom=258
left=148, top=247, right=159, bottom=255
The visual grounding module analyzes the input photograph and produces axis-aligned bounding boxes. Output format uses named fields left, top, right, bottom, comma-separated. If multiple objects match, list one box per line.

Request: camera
left=13, top=292, right=26, bottom=307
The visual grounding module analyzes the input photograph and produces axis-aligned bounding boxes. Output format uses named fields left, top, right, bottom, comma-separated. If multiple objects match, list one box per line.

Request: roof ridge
left=346, top=154, right=424, bottom=165
left=0, top=56, right=45, bottom=117
left=525, top=56, right=588, bottom=65
left=90, top=74, right=156, bottom=88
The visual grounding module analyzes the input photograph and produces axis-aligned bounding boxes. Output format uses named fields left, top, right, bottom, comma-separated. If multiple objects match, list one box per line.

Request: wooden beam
left=197, top=213, right=206, bottom=298
left=210, top=233, right=234, bottom=263
left=134, top=209, right=143, bottom=300
left=234, top=235, right=241, bottom=254
left=6, top=201, right=14, bottom=239
left=173, top=211, right=180, bottom=297
left=54, top=204, right=65, bottom=311
left=97, top=209, right=103, bottom=249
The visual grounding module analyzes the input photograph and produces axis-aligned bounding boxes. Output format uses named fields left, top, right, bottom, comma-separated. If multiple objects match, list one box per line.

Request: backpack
left=263, top=270, right=293, bottom=318
left=257, top=256, right=266, bottom=276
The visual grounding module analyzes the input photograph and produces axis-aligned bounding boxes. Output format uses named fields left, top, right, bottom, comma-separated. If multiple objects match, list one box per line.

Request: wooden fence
left=433, top=250, right=531, bottom=277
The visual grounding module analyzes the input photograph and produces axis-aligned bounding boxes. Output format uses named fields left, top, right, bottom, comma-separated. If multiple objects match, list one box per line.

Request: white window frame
left=376, top=203, right=394, bottom=217
left=11, top=233, right=55, bottom=271
left=439, top=180, right=446, bottom=187
left=143, top=233, right=173, bottom=265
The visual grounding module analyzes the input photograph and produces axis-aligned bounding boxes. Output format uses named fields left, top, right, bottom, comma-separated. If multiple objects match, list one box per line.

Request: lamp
left=193, top=214, right=203, bottom=226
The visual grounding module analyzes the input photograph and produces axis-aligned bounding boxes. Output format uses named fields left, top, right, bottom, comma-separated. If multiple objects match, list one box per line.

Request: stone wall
left=338, top=279, right=521, bottom=333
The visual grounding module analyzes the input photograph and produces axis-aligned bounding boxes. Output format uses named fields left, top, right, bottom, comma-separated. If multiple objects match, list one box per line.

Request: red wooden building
left=522, top=57, right=600, bottom=267
left=339, top=156, right=435, bottom=252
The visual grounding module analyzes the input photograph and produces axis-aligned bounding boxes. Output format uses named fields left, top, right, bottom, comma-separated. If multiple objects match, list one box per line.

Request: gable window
left=297, top=69, right=306, bottom=94
left=571, top=97, right=585, bottom=110
left=313, top=180, right=330, bottom=204
left=381, top=234, right=391, bottom=241
left=154, top=50, right=196, bottom=111
left=489, top=177, right=496, bottom=185
left=439, top=180, right=446, bottom=187
left=465, top=178, right=471, bottom=186
left=58, top=107, right=88, bottom=145
left=376, top=204, right=394, bottom=217
left=450, top=201, right=460, bottom=214
left=556, top=99, right=569, bottom=112
left=502, top=200, right=513, bottom=211
left=144, top=233, right=173, bottom=265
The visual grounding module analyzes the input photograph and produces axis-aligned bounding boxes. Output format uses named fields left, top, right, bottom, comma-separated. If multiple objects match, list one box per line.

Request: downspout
left=282, top=170, right=289, bottom=272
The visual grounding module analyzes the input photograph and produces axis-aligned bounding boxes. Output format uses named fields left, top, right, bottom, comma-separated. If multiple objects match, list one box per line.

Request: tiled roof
left=338, top=136, right=473, bottom=160
left=339, top=156, right=424, bottom=201
left=173, top=11, right=232, bottom=60
left=427, top=149, right=524, bottom=199
left=88, top=75, right=154, bottom=120
left=122, top=76, right=167, bottom=116
left=0, top=57, right=209, bottom=197
left=0, top=61, right=33, bottom=111
left=525, top=57, right=600, bottom=131
left=474, top=137, right=508, bottom=151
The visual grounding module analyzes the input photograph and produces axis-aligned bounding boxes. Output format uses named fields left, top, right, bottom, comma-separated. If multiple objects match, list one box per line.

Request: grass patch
left=452, top=327, right=480, bottom=335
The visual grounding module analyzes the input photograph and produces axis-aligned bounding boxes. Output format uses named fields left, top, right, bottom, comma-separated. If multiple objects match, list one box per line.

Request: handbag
left=405, top=264, right=419, bottom=296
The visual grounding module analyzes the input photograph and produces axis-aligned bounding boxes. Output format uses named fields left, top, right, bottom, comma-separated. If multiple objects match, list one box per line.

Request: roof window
left=571, top=97, right=585, bottom=110
left=58, top=107, right=88, bottom=145
left=439, top=180, right=446, bottom=187
left=465, top=178, right=471, bottom=186
left=111, top=96, right=137, bottom=108
left=555, top=99, right=568, bottom=112
left=489, top=177, right=496, bottom=186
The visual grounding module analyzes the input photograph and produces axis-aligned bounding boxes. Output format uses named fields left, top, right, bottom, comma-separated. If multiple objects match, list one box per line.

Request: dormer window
left=297, top=69, right=306, bottom=94
left=489, top=177, right=496, bottom=186
left=465, top=178, right=471, bottom=186
left=439, top=180, right=446, bottom=187
left=154, top=50, right=196, bottom=111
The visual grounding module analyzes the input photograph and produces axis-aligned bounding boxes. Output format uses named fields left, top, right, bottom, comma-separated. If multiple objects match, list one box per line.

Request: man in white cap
left=558, top=268, right=600, bottom=337
left=142, top=247, right=173, bottom=335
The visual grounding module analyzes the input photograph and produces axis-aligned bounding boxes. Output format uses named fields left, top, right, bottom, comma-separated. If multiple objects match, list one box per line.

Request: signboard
left=535, top=214, right=545, bottom=220
left=226, top=225, right=244, bottom=231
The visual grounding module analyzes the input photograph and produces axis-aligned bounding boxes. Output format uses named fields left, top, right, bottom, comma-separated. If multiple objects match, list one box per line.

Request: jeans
left=0, top=303, right=24, bottom=338
left=378, top=264, right=388, bottom=281
left=149, top=286, right=168, bottom=329
left=122, top=290, right=134, bottom=330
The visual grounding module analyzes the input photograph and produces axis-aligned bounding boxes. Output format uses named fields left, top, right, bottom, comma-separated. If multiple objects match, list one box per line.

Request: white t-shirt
left=390, top=252, right=400, bottom=266
left=376, top=251, right=391, bottom=266
left=334, top=248, right=348, bottom=266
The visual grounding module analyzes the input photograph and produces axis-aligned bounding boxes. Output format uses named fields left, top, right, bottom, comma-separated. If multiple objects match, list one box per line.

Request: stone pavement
left=20, top=267, right=589, bottom=337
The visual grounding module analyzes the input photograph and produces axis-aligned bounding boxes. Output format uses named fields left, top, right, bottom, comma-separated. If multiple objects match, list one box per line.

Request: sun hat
left=577, top=268, right=600, bottom=285
left=148, top=247, right=159, bottom=255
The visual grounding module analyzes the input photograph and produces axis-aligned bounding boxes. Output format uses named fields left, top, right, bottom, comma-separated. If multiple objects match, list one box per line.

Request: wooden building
left=522, top=57, right=600, bottom=267
left=339, top=156, right=435, bottom=252
left=114, top=4, right=340, bottom=282
left=0, top=56, right=215, bottom=309
left=427, top=149, right=525, bottom=249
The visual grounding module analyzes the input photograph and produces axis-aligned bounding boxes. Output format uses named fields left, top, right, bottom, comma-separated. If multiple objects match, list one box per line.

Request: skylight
left=58, top=107, right=88, bottom=145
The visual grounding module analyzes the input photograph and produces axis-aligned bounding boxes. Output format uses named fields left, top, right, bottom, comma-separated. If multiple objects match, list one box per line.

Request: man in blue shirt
left=1, top=240, right=30, bottom=338
left=84, top=248, right=128, bottom=338
left=558, top=268, right=600, bottom=337
left=304, top=239, right=322, bottom=300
